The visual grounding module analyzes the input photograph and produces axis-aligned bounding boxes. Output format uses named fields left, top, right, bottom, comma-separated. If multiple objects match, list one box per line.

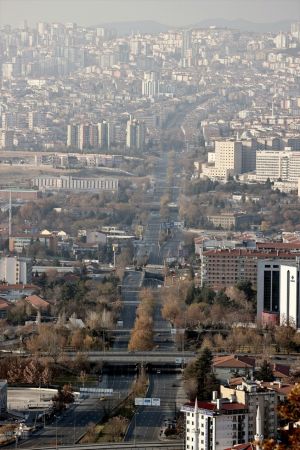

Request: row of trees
left=128, top=289, right=156, bottom=351
left=161, top=280, right=256, bottom=330
left=160, top=278, right=300, bottom=354
left=0, top=353, right=102, bottom=385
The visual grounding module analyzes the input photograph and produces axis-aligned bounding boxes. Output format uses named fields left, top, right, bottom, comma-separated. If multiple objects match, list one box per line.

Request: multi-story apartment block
left=181, top=394, right=249, bottom=450
left=67, top=124, right=79, bottom=148
left=0, top=130, right=14, bottom=149
left=214, top=140, right=243, bottom=176
left=97, top=120, right=112, bottom=149
left=126, top=116, right=146, bottom=152
left=201, top=248, right=300, bottom=289
left=221, top=380, right=278, bottom=442
left=0, top=256, right=32, bottom=284
left=201, top=140, right=244, bottom=181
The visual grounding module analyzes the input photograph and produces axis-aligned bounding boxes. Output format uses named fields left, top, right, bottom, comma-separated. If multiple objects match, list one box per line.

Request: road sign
left=175, top=357, right=182, bottom=364
left=135, top=397, right=161, bottom=406
left=80, top=387, right=113, bottom=396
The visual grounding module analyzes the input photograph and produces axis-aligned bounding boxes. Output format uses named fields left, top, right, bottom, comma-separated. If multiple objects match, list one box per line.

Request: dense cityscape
left=0, top=2, right=299, bottom=450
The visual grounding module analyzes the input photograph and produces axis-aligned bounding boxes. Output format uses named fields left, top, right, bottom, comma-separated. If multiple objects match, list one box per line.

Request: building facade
left=0, top=256, right=31, bottom=284
left=256, top=150, right=300, bottom=182
left=279, top=263, right=300, bottom=328
left=181, top=395, right=249, bottom=450
left=32, top=175, right=118, bottom=192
left=257, top=258, right=300, bottom=329
left=0, top=380, right=7, bottom=417
left=201, top=248, right=300, bottom=289
left=126, top=116, right=146, bottom=151
left=221, top=380, right=278, bottom=442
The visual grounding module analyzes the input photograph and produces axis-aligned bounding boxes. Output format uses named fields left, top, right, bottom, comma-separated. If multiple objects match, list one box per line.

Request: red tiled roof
left=25, top=295, right=50, bottom=310
left=272, top=363, right=290, bottom=377
left=261, top=381, right=295, bottom=396
left=184, top=400, right=247, bottom=413
left=257, top=242, right=300, bottom=250
left=0, top=297, right=11, bottom=310
left=213, top=355, right=255, bottom=369
left=203, top=249, right=300, bottom=258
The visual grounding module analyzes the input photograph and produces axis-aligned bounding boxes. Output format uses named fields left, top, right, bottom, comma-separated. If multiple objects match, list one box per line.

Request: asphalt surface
left=125, top=373, right=180, bottom=443
left=16, top=374, right=133, bottom=448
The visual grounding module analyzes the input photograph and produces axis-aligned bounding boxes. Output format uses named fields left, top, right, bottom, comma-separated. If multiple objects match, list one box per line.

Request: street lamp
left=134, top=411, right=139, bottom=445
left=73, top=408, right=76, bottom=445
left=54, top=415, right=58, bottom=449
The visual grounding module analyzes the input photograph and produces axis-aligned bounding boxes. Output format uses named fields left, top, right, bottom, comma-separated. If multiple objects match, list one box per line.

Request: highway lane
left=114, top=270, right=144, bottom=349
left=18, top=374, right=133, bottom=448
left=125, top=373, right=180, bottom=443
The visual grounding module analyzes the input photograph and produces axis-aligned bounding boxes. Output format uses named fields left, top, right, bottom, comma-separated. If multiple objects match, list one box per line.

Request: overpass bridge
left=28, top=441, right=183, bottom=450
left=67, top=350, right=194, bottom=365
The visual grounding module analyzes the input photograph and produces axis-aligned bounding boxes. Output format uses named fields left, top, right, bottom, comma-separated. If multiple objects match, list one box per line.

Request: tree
left=263, top=384, right=300, bottom=450
left=184, top=347, right=219, bottom=401
left=52, top=384, right=74, bottom=412
left=256, top=360, right=274, bottom=382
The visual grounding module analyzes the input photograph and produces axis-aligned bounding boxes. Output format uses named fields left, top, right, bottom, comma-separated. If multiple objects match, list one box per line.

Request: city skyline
left=0, top=0, right=299, bottom=28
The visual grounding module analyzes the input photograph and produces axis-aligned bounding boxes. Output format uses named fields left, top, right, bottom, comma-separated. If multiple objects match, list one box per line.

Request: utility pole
left=8, top=190, right=12, bottom=239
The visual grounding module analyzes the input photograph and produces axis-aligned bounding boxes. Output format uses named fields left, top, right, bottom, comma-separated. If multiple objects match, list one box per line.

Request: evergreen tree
left=256, top=360, right=274, bottom=382
left=184, top=347, right=219, bottom=401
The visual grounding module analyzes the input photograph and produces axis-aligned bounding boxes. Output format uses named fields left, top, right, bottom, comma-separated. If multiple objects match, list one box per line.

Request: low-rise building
left=32, top=175, right=118, bottom=192
left=213, top=355, right=255, bottom=384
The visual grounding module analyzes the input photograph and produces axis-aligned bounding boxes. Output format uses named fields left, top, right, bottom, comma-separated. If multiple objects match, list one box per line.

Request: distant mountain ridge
left=96, top=18, right=294, bottom=35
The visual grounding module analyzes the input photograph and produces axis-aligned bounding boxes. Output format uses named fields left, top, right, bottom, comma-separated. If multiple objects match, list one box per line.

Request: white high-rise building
left=0, top=256, right=31, bottom=285
left=78, top=124, right=90, bottom=150
left=256, top=150, right=300, bottom=182
left=280, top=263, right=300, bottom=329
left=67, top=124, right=79, bottom=148
left=274, top=32, right=287, bottom=49
left=214, top=140, right=243, bottom=175
left=142, top=71, right=160, bottom=98
left=0, top=130, right=14, bottom=149
left=126, top=116, right=146, bottom=152
left=181, top=394, right=249, bottom=450
left=97, top=120, right=112, bottom=149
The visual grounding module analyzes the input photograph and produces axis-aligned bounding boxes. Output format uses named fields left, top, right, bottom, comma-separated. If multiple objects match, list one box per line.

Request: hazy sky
left=0, top=0, right=299, bottom=27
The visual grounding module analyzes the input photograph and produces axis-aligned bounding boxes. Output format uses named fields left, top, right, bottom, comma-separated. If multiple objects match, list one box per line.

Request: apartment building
left=215, top=140, right=243, bottom=175
left=181, top=395, right=249, bottom=450
left=201, top=139, right=256, bottom=181
left=221, top=380, right=278, bottom=442
left=0, top=256, right=32, bottom=284
left=201, top=248, right=300, bottom=289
